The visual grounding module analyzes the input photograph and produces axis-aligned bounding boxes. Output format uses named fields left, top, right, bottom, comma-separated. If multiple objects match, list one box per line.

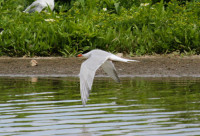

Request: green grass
left=0, top=0, right=200, bottom=56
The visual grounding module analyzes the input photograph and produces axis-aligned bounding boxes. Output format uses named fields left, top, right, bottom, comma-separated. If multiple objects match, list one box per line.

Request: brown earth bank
left=0, top=55, right=200, bottom=77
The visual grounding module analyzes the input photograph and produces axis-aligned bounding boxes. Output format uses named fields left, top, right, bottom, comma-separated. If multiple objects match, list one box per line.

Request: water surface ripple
left=0, top=77, right=200, bottom=136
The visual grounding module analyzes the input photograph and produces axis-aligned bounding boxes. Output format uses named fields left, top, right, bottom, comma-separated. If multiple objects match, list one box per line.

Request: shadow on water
left=0, top=77, right=200, bottom=135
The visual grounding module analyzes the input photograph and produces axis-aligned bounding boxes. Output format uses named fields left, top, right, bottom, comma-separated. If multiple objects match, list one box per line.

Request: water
left=0, top=77, right=200, bottom=136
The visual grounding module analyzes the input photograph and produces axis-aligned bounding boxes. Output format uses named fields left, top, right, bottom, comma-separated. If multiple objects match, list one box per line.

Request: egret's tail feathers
left=128, top=60, right=140, bottom=62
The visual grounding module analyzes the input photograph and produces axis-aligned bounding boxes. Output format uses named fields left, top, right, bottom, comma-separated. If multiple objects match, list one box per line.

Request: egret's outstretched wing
left=101, top=60, right=120, bottom=83
left=79, top=55, right=109, bottom=106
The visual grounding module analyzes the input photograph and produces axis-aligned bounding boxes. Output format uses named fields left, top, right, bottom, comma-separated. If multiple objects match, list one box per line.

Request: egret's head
left=77, top=52, right=91, bottom=58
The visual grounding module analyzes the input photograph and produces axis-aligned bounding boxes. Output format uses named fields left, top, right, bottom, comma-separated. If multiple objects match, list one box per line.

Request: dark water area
left=0, top=77, right=200, bottom=136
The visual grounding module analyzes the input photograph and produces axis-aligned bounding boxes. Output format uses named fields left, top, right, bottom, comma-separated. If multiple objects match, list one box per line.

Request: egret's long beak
left=77, top=54, right=83, bottom=57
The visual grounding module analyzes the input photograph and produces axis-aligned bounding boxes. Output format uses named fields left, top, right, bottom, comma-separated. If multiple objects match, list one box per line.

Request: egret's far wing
left=101, top=60, right=120, bottom=83
left=80, top=55, right=109, bottom=106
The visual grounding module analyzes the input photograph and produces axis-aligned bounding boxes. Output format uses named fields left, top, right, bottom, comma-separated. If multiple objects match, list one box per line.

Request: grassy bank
left=0, top=0, right=200, bottom=56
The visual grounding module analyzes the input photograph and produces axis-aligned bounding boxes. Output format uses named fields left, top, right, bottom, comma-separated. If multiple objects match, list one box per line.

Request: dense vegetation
left=0, top=0, right=199, bottom=56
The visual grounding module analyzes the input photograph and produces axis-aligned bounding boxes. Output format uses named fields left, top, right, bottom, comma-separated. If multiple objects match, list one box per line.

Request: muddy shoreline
left=0, top=56, right=200, bottom=77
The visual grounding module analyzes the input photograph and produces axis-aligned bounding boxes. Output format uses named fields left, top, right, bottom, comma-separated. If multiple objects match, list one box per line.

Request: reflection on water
left=0, top=77, right=200, bottom=136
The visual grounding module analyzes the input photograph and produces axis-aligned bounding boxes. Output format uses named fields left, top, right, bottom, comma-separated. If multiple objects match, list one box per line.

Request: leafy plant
left=0, top=0, right=200, bottom=56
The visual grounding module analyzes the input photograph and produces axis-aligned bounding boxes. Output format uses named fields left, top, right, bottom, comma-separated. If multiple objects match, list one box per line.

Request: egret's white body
left=78, top=49, right=139, bottom=106
left=24, top=0, right=54, bottom=13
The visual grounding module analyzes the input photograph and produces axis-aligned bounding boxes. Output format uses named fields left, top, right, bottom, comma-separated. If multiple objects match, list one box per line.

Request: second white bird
left=24, top=0, right=54, bottom=13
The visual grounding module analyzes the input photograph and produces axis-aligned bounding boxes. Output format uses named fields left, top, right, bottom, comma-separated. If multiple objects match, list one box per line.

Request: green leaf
left=175, top=37, right=182, bottom=43
left=114, top=2, right=120, bottom=14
